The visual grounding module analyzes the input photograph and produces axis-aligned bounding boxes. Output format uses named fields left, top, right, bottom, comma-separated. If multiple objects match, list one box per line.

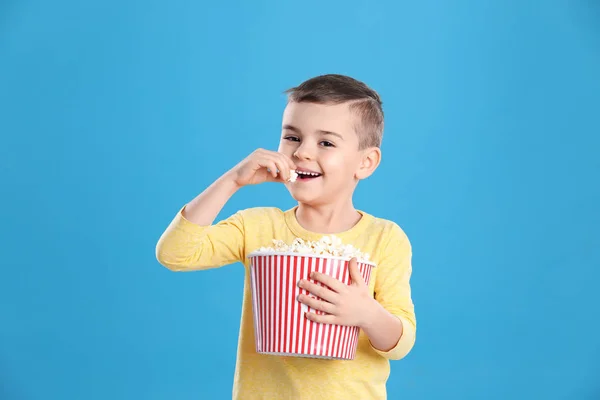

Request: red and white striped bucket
left=248, top=252, right=376, bottom=360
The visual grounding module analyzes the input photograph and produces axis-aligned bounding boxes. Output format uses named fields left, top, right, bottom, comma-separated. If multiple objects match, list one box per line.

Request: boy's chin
left=286, top=189, right=318, bottom=204
left=286, top=190, right=332, bottom=207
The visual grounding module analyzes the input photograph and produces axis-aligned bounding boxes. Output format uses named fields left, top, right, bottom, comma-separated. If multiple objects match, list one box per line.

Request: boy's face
left=278, top=101, right=379, bottom=206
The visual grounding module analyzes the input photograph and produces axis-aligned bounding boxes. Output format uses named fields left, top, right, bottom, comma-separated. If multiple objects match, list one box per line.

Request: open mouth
left=296, top=170, right=322, bottom=180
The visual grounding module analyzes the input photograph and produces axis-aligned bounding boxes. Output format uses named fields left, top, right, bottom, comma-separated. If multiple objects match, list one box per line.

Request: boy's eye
left=283, top=137, right=334, bottom=147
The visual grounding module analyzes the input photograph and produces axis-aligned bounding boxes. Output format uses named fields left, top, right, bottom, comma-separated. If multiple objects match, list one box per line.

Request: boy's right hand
left=229, top=148, right=297, bottom=187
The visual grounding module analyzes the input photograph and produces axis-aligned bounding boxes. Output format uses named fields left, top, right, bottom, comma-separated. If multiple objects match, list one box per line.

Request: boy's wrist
left=221, top=170, right=244, bottom=192
left=359, top=298, right=404, bottom=353
left=359, top=297, right=382, bottom=330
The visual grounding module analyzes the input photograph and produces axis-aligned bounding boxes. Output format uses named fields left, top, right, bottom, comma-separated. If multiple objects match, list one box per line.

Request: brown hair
left=284, top=74, right=384, bottom=149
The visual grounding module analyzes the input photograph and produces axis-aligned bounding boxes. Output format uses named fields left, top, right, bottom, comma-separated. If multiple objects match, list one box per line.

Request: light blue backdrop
left=1, top=1, right=599, bottom=399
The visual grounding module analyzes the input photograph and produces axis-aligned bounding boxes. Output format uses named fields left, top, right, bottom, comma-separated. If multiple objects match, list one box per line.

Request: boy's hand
left=297, top=258, right=376, bottom=328
left=230, top=148, right=296, bottom=187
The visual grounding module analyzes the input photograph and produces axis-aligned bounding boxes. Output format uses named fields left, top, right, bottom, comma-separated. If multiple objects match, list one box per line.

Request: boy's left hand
left=297, top=257, right=375, bottom=328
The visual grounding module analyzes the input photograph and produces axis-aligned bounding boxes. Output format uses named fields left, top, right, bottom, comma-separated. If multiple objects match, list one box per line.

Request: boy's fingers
left=349, top=258, right=364, bottom=286
left=259, top=151, right=296, bottom=180
left=309, top=271, right=346, bottom=293
left=260, top=160, right=279, bottom=179
left=299, top=279, right=338, bottom=303
left=275, top=159, right=290, bottom=181
left=267, top=161, right=279, bottom=178
left=260, top=156, right=286, bottom=181
left=305, top=312, right=337, bottom=325
left=282, top=153, right=297, bottom=171
left=297, top=294, right=335, bottom=314
left=264, top=154, right=289, bottom=182
left=276, top=153, right=295, bottom=180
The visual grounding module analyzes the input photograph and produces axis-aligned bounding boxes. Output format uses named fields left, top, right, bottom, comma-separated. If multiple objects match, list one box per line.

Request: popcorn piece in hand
left=288, top=170, right=298, bottom=182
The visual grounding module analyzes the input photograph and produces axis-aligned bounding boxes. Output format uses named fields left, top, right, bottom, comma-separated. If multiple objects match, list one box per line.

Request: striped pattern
left=249, top=254, right=375, bottom=360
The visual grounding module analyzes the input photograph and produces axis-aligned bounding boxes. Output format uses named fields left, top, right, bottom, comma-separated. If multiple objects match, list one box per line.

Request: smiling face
left=278, top=101, right=380, bottom=206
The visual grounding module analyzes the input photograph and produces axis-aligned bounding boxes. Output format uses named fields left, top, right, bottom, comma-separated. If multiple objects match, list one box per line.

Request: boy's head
left=284, top=74, right=384, bottom=150
left=278, top=74, right=384, bottom=207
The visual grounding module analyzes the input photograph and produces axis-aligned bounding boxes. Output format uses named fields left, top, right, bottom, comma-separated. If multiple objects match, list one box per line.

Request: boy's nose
left=293, top=146, right=313, bottom=160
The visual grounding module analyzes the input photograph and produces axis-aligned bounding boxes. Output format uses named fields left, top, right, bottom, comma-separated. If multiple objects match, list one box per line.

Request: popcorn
left=288, top=170, right=298, bottom=182
left=256, top=235, right=370, bottom=262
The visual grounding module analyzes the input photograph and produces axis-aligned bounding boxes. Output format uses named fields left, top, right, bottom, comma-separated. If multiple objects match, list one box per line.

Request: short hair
left=284, top=74, right=384, bottom=149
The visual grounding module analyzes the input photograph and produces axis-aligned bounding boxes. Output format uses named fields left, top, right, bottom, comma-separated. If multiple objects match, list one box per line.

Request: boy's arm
left=155, top=172, right=245, bottom=271
left=181, top=171, right=240, bottom=226
left=366, top=224, right=417, bottom=360
left=156, top=149, right=296, bottom=271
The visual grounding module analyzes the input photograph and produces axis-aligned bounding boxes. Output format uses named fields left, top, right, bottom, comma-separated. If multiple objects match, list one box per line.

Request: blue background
left=1, top=0, right=599, bottom=399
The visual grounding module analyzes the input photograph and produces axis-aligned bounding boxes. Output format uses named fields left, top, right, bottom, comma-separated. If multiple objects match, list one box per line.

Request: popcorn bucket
left=247, top=252, right=376, bottom=360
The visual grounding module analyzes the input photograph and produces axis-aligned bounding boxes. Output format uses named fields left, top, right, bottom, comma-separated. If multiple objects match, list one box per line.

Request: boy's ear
left=355, top=147, right=381, bottom=180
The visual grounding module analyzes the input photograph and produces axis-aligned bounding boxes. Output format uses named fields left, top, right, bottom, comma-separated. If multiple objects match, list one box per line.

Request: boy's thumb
left=349, top=258, right=362, bottom=285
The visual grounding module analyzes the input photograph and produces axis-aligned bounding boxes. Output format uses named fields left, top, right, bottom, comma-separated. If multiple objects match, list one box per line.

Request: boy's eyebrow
left=282, top=124, right=344, bottom=140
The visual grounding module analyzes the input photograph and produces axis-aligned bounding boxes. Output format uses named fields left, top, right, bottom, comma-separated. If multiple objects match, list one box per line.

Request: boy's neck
left=295, top=201, right=362, bottom=234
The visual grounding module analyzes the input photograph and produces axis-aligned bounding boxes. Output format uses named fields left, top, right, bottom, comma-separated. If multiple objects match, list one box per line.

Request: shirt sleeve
left=155, top=206, right=246, bottom=271
left=370, top=223, right=417, bottom=360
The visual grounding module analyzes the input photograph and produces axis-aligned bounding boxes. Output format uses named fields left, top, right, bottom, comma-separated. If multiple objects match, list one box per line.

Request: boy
left=156, top=74, right=416, bottom=399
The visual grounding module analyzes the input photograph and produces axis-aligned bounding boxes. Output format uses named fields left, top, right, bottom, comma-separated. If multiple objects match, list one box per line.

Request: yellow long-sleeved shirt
left=156, top=205, right=416, bottom=400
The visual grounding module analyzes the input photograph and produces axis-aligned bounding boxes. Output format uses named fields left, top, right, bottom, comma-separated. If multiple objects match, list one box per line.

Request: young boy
left=156, top=74, right=416, bottom=399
